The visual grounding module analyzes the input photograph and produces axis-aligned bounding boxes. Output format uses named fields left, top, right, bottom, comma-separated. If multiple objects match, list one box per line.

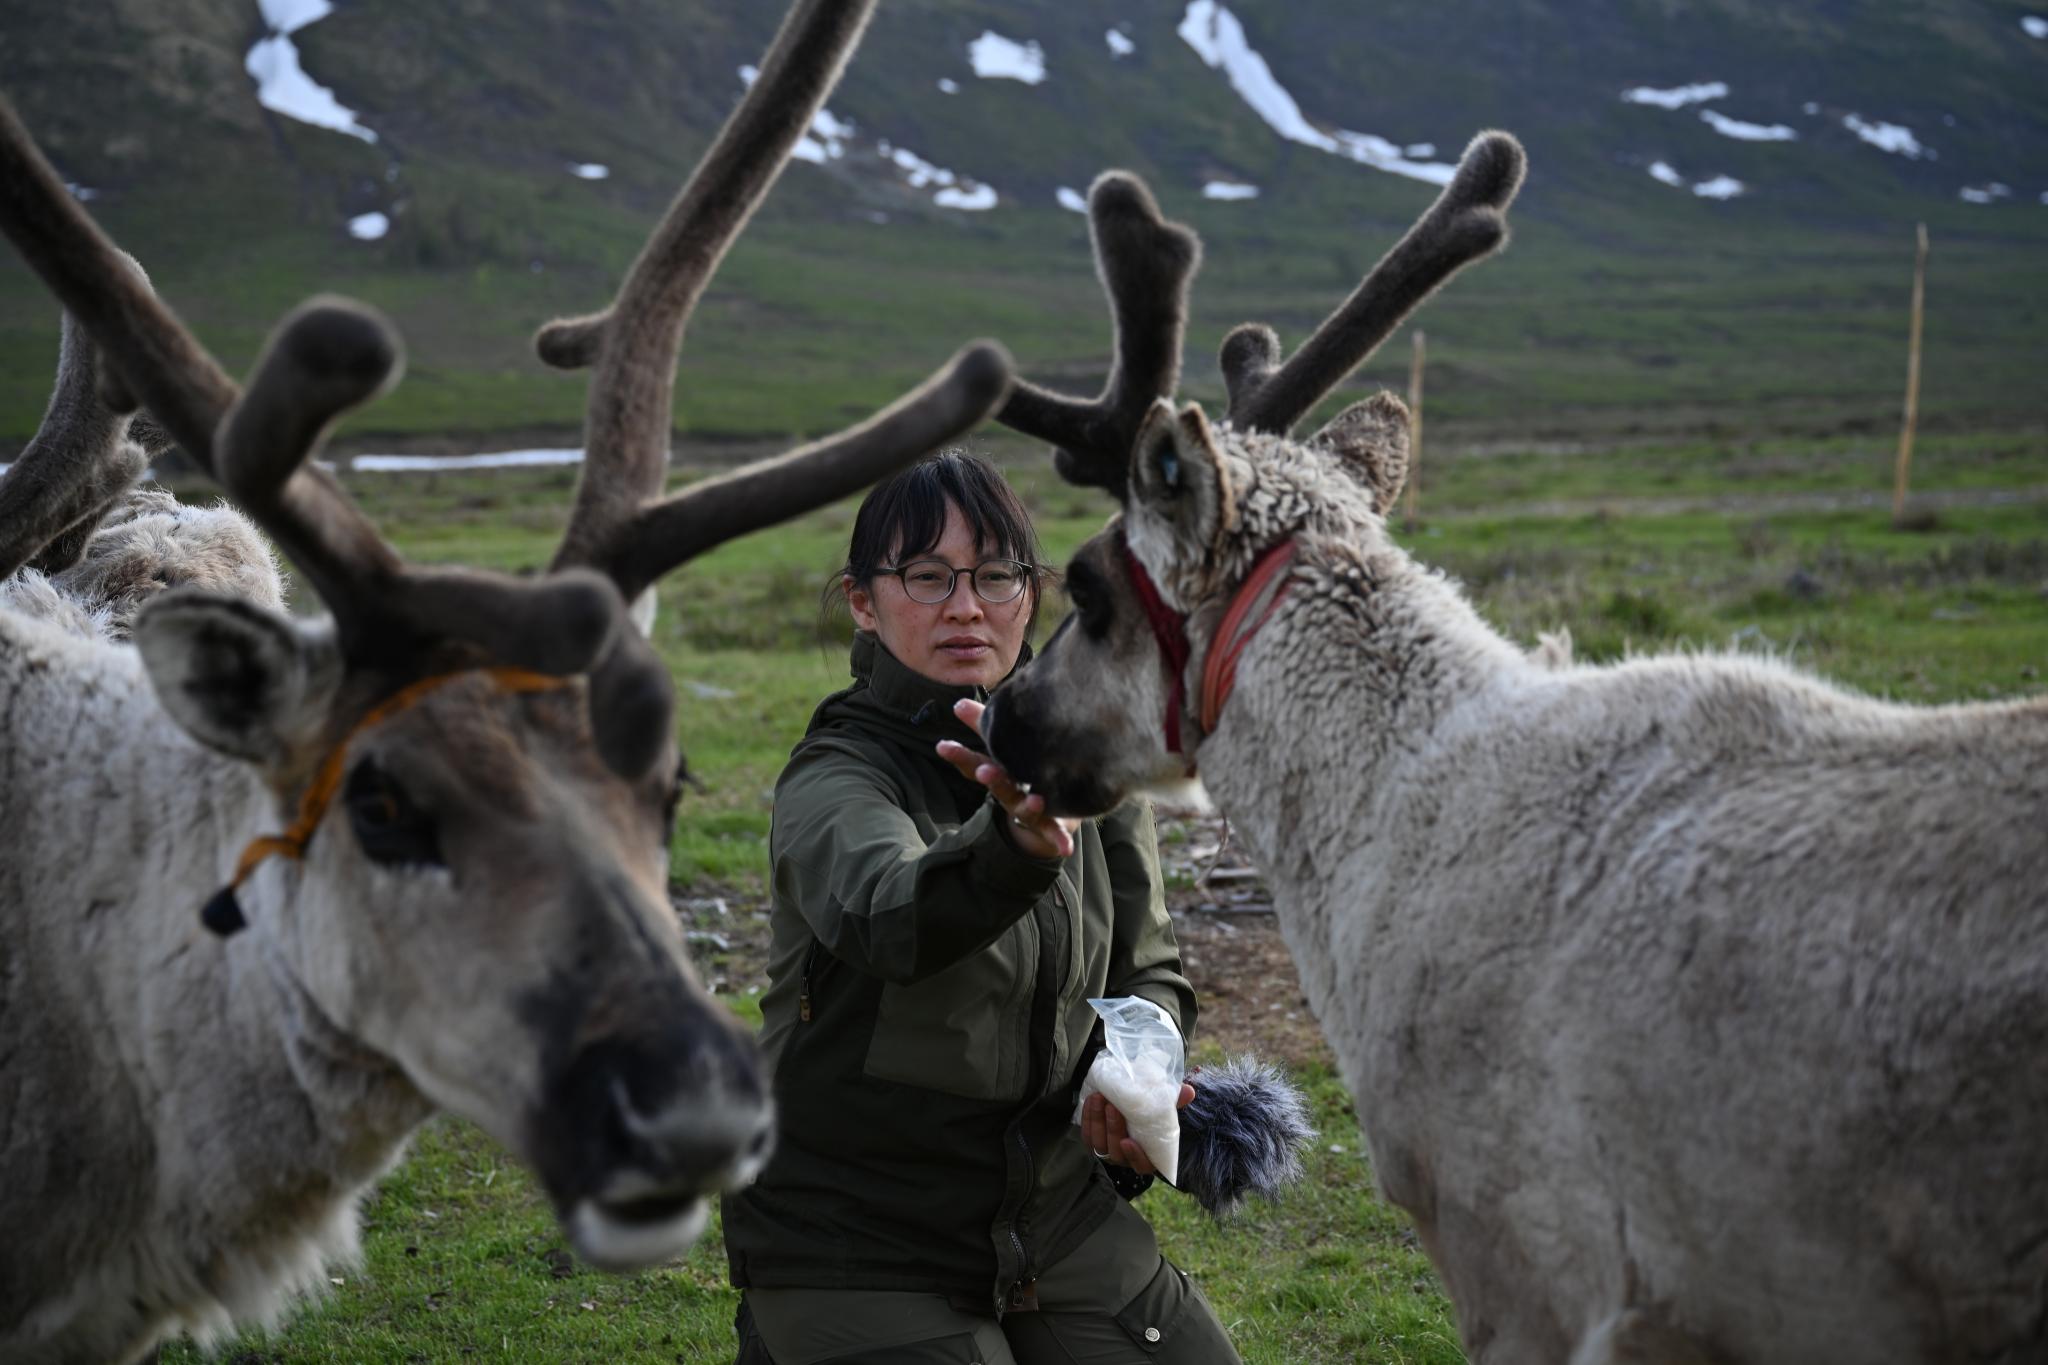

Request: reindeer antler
left=992, top=172, right=1201, bottom=499
left=541, top=0, right=1010, bottom=594
left=5, top=0, right=1011, bottom=778
left=0, top=310, right=146, bottom=581
left=219, top=300, right=623, bottom=678
left=0, top=97, right=626, bottom=693
left=1222, top=131, right=1525, bottom=435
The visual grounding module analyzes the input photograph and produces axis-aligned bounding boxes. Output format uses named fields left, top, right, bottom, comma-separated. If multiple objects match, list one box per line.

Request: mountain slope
left=2, top=0, right=2044, bottom=449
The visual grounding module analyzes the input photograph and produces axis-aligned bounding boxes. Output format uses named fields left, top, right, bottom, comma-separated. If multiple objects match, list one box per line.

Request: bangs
left=844, top=451, right=1042, bottom=578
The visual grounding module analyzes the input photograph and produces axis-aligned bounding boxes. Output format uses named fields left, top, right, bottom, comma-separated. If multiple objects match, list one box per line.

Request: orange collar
left=202, top=666, right=572, bottom=937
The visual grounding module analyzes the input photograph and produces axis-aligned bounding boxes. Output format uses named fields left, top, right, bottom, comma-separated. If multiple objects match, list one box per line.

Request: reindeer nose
left=544, top=1017, right=776, bottom=1272
left=543, top=1007, right=773, bottom=1190
left=589, top=1023, right=771, bottom=1184
left=982, top=691, right=1043, bottom=787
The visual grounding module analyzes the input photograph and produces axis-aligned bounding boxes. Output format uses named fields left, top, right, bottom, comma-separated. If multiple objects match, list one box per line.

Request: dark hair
left=840, top=450, right=1043, bottom=581
left=827, top=451, right=1050, bottom=631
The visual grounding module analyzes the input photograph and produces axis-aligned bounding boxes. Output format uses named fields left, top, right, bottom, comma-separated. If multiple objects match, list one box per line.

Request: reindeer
left=978, top=133, right=2048, bottom=1363
left=0, top=2, right=1011, bottom=1360
left=0, top=286, right=277, bottom=640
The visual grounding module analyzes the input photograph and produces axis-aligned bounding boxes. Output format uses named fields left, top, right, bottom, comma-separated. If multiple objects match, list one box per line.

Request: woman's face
left=844, top=500, right=1035, bottom=690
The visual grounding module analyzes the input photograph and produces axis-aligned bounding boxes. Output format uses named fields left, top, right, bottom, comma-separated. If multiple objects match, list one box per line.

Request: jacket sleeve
left=1099, top=798, right=1198, bottom=1044
left=770, top=737, right=1063, bottom=986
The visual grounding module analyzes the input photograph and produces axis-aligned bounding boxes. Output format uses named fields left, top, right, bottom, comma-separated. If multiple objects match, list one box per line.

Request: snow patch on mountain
left=1107, top=28, right=1136, bottom=58
left=1648, top=161, right=1745, bottom=199
left=347, top=212, right=389, bottom=240
left=258, top=0, right=332, bottom=32
left=1176, top=2, right=1456, bottom=185
left=1057, top=187, right=1088, bottom=213
left=935, top=185, right=998, bottom=210
left=354, top=449, right=584, bottom=472
left=878, top=141, right=998, bottom=210
left=1700, top=110, right=1796, bottom=142
left=2022, top=15, right=2048, bottom=38
left=1843, top=114, right=1932, bottom=159
left=1203, top=181, right=1260, bottom=200
left=567, top=163, right=608, bottom=180
left=1959, top=182, right=2012, bottom=204
left=1621, top=82, right=1729, bottom=109
left=970, top=32, right=1047, bottom=84
left=737, top=67, right=996, bottom=211
left=246, top=0, right=377, bottom=143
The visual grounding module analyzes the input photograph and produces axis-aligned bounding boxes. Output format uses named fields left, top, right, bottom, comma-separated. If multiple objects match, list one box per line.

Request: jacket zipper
left=799, top=940, right=826, bottom=1022
left=1001, top=1127, right=1032, bottom=1315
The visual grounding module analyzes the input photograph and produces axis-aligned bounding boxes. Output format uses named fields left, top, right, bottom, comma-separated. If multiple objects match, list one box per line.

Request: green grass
left=6, top=157, right=2048, bottom=453
left=148, top=432, right=2043, bottom=1364
left=291, top=437, right=2047, bottom=889
left=161, top=1065, right=1453, bottom=1365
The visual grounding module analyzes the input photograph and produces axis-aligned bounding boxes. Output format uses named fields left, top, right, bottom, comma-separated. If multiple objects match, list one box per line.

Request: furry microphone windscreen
left=1175, top=1055, right=1317, bottom=1217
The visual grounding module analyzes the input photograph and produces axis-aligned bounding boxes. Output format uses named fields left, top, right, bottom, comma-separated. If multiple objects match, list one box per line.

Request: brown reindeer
left=0, top=3, right=1011, bottom=1362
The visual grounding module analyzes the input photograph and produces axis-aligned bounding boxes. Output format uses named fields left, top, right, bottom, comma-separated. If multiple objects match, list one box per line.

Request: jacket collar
left=845, top=631, right=1031, bottom=748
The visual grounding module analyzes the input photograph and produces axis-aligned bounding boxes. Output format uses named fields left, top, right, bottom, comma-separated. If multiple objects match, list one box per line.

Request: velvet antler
left=0, top=309, right=147, bottom=581
left=1222, top=131, right=1526, bottom=436
left=993, top=172, right=1200, bottom=499
left=0, top=98, right=626, bottom=740
left=541, top=0, right=1010, bottom=593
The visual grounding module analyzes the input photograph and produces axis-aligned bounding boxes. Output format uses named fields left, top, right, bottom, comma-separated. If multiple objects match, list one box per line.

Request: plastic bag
left=1072, top=996, right=1184, bottom=1183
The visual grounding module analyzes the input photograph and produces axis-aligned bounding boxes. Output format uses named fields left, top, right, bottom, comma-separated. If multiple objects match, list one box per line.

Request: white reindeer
left=0, top=2, right=1011, bottom=1359
left=0, top=255, right=279, bottom=640
left=978, top=135, right=2048, bottom=1363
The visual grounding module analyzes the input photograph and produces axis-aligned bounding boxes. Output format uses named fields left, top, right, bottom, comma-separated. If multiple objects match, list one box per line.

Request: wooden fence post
left=1404, top=329, right=1425, bottom=523
left=1892, top=223, right=1929, bottom=526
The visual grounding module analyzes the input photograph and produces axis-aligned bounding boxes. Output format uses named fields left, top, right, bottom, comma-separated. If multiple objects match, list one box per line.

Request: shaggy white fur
left=0, top=608, right=433, bottom=1364
left=994, top=405, right=2048, bottom=1363
left=2, top=487, right=282, bottom=644
left=1190, top=425, right=2048, bottom=1363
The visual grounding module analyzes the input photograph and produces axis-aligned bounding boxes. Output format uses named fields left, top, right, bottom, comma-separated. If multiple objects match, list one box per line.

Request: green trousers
left=735, top=1199, right=1243, bottom=1364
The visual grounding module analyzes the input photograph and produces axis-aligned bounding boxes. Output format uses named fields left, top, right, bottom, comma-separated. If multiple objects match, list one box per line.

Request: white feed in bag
left=1073, top=996, right=1184, bottom=1183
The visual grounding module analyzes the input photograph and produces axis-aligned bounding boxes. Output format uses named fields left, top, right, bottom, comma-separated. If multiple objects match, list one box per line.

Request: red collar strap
left=1198, top=538, right=1297, bottom=735
left=1121, top=539, right=1194, bottom=756
left=1119, top=535, right=1296, bottom=762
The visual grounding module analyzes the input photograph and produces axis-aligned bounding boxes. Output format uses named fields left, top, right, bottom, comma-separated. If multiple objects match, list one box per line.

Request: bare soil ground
left=679, top=799, right=1334, bottom=1073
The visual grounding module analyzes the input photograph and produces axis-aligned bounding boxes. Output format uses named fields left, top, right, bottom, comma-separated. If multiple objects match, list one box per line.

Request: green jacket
left=722, top=633, right=1195, bottom=1314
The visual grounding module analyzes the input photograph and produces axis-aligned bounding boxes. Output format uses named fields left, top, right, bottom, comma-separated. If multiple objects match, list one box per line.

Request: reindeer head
left=0, top=0, right=1011, bottom=1270
left=981, top=134, right=1524, bottom=817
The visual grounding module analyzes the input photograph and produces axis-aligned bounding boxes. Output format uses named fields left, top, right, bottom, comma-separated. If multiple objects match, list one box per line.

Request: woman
left=724, top=452, right=1242, bottom=1364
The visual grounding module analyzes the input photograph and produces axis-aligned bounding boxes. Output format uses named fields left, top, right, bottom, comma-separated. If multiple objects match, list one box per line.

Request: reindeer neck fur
left=0, top=608, right=429, bottom=1360
left=1183, top=523, right=1534, bottom=1039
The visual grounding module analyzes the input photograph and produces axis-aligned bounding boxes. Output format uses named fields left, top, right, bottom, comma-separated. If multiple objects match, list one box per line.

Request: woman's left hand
left=1081, top=1086, right=1197, bottom=1176
left=938, top=698, right=1079, bottom=859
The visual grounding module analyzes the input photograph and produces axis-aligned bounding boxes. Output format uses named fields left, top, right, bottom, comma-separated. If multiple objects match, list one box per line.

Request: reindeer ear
left=1129, top=399, right=1236, bottom=551
left=1311, top=392, right=1411, bottom=514
left=134, top=592, right=341, bottom=763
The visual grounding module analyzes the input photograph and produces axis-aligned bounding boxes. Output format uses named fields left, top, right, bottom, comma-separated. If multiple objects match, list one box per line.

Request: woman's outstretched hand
left=938, top=698, right=1078, bottom=859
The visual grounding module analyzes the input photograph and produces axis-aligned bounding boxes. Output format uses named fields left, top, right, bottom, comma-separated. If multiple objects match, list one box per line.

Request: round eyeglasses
left=880, top=558, right=1035, bottom=605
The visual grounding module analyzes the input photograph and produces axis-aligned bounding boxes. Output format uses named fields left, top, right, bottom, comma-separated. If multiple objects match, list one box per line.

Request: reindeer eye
left=1063, top=563, right=1112, bottom=639
left=344, top=760, right=443, bottom=868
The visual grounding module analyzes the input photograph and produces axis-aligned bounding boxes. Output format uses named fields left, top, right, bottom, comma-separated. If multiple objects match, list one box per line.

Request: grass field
left=144, top=424, right=2044, bottom=1364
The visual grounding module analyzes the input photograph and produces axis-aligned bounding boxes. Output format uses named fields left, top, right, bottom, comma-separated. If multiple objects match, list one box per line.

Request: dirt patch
left=1154, top=801, right=1333, bottom=1073
left=679, top=799, right=1331, bottom=1074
